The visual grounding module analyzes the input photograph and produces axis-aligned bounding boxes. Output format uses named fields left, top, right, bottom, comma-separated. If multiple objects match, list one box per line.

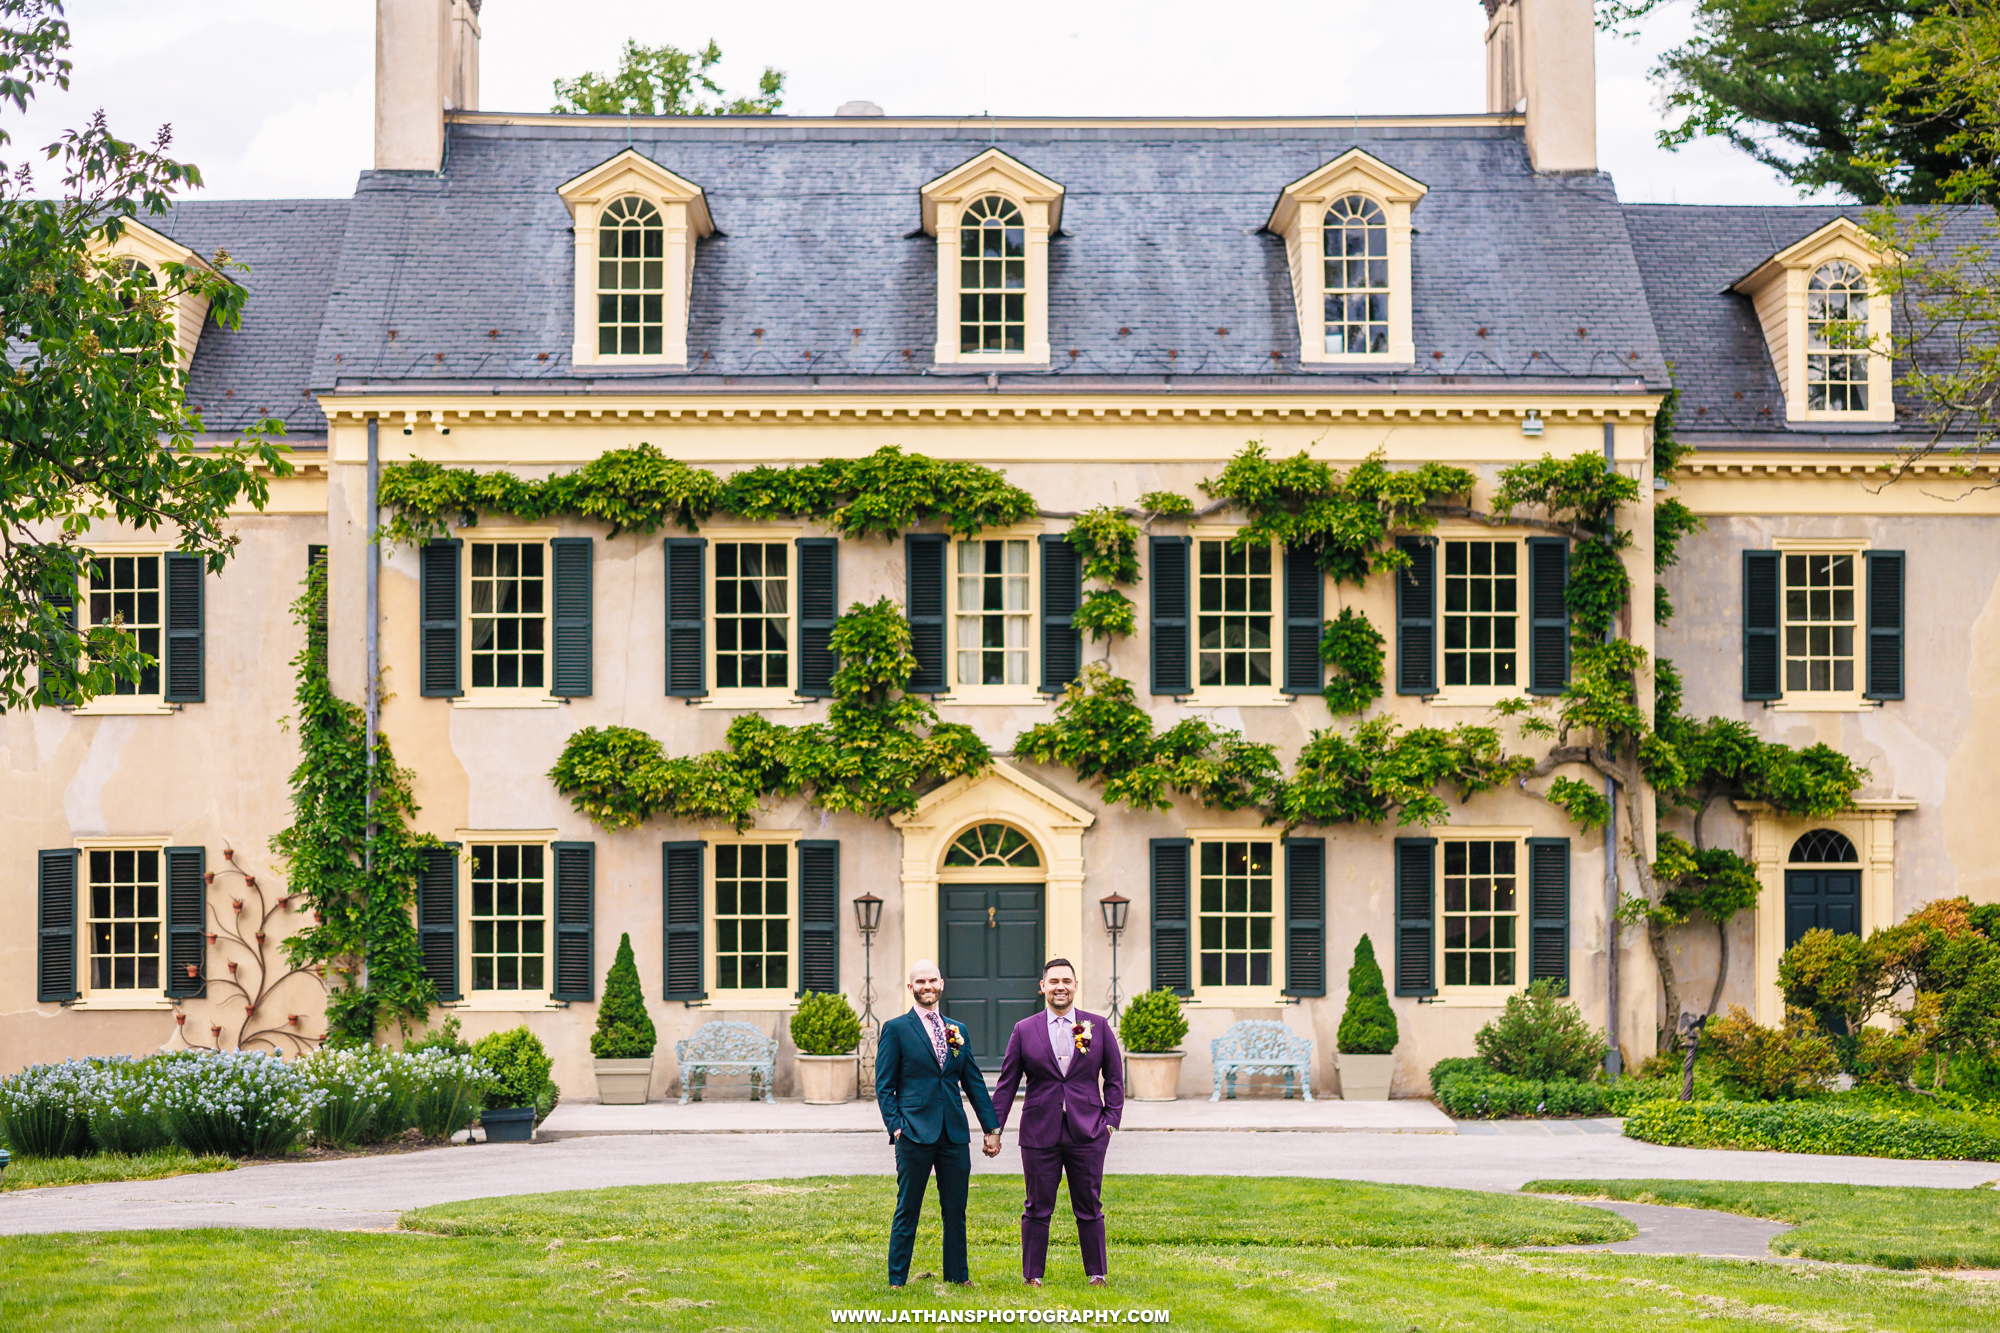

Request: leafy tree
left=552, top=38, right=783, bottom=116
left=0, top=0, right=286, bottom=709
left=1601, top=0, right=1957, bottom=202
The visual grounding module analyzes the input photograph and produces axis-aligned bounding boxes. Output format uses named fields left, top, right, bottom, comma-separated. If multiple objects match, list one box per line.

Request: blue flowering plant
left=155, top=1051, right=325, bottom=1158
left=0, top=1059, right=95, bottom=1157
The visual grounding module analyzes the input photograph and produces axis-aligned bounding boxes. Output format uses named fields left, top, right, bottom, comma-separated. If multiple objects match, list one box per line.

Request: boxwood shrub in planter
left=790, top=991, right=863, bottom=1105
left=1119, top=990, right=1190, bottom=1102
left=591, top=933, right=658, bottom=1105
left=1335, top=935, right=1398, bottom=1100
left=472, top=1027, right=557, bottom=1143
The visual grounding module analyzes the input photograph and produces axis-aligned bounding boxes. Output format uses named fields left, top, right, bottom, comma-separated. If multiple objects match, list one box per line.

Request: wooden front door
left=939, top=883, right=1044, bottom=1063
left=1784, top=869, right=1860, bottom=948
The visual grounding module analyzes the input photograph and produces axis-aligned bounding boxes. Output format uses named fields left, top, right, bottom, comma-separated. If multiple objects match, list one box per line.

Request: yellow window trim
left=922, top=149, right=1063, bottom=368
left=1267, top=149, right=1426, bottom=368
left=558, top=148, right=716, bottom=371
left=1730, top=217, right=1897, bottom=425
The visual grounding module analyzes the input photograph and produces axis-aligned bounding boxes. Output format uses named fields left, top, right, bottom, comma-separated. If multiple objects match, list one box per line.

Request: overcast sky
left=0, top=0, right=1827, bottom=206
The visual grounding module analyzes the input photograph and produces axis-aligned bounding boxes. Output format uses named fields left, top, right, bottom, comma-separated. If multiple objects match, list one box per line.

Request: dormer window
left=959, top=196, right=1026, bottom=354
left=1806, top=261, right=1869, bottom=413
left=921, top=149, right=1063, bottom=367
left=1322, top=195, right=1389, bottom=355
left=1268, top=150, right=1425, bottom=366
left=1730, top=218, right=1894, bottom=425
left=559, top=149, right=715, bottom=371
left=90, top=222, right=216, bottom=370
left=597, top=197, right=666, bottom=357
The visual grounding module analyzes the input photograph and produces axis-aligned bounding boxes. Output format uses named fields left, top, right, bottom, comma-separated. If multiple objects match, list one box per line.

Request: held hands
left=982, top=1131, right=1002, bottom=1158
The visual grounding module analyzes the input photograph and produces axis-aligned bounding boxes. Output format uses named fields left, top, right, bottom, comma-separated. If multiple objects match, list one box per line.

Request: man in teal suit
left=875, top=957, right=1001, bottom=1287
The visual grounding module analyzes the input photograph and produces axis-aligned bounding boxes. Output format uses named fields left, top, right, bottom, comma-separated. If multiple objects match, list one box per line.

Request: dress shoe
left=1088, top=1276, right=1107, bottom=1286
left=1025, top=1278, right=1043, bottom=1288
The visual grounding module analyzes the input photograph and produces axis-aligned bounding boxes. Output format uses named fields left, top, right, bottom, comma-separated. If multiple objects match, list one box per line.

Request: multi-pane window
left=716, top=843, right=789, bottom=991
left=1442, top=540, right=1518, bottom=688
left=470, top=542, right=546, bottom=690
left=471, top=844, right=545, bottom=992
left=597, top=195, right=665, bottom=356
left=958, top=195, right=1025, bottom=353
left=1807, top=261, right=1869, bottom=412
left=1198, top=840, right=1274, bottom=988
left=715, top=542, right=790, bottom=690
left=1322, top=194, right=1389, bottom=355
left=1784, top=552, right=1857, bottom=693
left=1442, top=839, right=1518, bottom=987
left=88, top=555, right=161, bottom=696
left=1197, top=540, right=1273, bottom=688
left=88, top=848, right=160, bottom=991
left=955, top=539, right=1030, bottom=686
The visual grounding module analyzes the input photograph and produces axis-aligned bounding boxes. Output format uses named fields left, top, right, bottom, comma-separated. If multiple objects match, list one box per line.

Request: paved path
left=541, top=1097, right=1455, bottom=1137
left=1539, top=1200, right=1799, bottom=1261
left=3, top=1128, right=1993, bottom=1237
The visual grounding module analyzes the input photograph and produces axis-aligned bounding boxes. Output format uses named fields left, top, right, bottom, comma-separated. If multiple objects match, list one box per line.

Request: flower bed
left=1623, top=1096, right=2000, bottom=1160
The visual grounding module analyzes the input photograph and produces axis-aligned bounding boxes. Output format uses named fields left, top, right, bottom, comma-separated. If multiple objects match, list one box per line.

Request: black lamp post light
left=1100, top=891, right=1130, bottom=1021
left=853, top=892, right=884, bottom=1090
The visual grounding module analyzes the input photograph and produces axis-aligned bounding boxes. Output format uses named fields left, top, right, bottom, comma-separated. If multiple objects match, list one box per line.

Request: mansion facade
left=3, top=0, right=1987, bottom=1099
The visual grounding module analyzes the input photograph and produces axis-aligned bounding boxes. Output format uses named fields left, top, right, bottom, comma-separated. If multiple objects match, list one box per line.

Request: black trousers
left=888, top=1135, right=972, bottom=1284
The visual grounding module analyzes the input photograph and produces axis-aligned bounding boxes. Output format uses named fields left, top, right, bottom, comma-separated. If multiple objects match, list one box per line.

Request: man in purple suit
left=992, top=957, right=1124, bottom=1287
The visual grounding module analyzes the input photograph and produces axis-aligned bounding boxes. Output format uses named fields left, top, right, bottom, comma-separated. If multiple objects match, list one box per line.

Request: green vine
left=1066, top=505, right=1142, bottom=641
left=1318, top=607, right=1386, bottom=715
left=1276, top=718, right=1531, bottom=827
left=549, top=599, right=991, bottom=830
left=379, top=444, right=1037, bottom=548
left=272, top=565, right=441, bottom=1045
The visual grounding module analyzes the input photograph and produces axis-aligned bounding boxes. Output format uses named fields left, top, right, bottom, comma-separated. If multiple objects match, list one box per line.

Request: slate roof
left=152, top=198, right=348, bottom=439
left=307, top=116, right=1669, bottom=393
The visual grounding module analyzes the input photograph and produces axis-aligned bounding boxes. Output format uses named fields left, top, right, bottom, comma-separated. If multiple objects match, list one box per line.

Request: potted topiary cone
left=790, top=990, right=863, bottom=1104
left=1118, top=989, right=1190, bottom=1101
left=591, top=933, right=657, bottom=1104
left=1335, top=934, right=1399, bottom=1100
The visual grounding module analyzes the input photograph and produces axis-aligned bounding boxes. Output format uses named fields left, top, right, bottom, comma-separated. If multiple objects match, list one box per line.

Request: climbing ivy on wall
left=272, top=565, right=441, bottom=1045
left=1066, top=506, right=1142, bottom=641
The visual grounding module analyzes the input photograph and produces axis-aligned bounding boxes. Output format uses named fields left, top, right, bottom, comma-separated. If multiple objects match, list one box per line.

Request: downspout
left=365, top=415, right=380, bottom=874
left=1602, top=420, right=1622, bottom=1077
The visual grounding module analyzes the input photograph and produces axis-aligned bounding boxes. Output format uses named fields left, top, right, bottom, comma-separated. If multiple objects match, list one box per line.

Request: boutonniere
left=944, top=1023, right=965, bottom=1053
left=1074, top=1019, right=1093, bottom=1054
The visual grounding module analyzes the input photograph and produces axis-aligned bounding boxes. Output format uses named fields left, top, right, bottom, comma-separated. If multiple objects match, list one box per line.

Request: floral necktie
left=925, top=1012, right=947, bottom=1068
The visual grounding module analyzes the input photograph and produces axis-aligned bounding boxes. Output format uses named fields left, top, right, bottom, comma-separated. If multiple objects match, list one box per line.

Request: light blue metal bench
left=675, top=1021, right=777, bottom=1104
left=1210, top=1019, right=1314, bottom=1102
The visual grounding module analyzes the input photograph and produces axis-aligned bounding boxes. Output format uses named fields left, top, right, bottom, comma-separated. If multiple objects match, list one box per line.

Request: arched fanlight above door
left=943, top=823, right=1041, bottom=867
left=1789, top=829, right=1859, bottom=864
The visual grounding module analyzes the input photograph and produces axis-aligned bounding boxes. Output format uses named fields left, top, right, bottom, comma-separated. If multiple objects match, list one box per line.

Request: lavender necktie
left=926, top=1012, right=947, bottom=1068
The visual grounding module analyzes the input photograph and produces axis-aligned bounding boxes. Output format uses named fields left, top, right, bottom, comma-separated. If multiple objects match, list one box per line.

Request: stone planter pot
left=797, top=1053, right=858, bottom=1105
left=1124, top=1051, right=1185, bottom=1102
left=480, top=1105, right=536, bottom=1143
left=1336, top=1051, right=1396, bottom=1101
left=593, top=1057, right=654, bottom=1105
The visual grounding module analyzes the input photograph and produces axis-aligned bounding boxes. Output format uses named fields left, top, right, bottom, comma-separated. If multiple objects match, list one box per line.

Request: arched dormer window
left=958, top=196, right=1027, bottom=354
left=1322, top=195, right=1389, bottom=355
left=1806, top=260, right=1869, bottom=412
left=597, top=196, right=665, bottom=357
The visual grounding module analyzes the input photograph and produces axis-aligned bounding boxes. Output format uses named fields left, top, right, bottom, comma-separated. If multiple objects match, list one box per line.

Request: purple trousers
left=1020, top=1129, right=1109, bottom=1281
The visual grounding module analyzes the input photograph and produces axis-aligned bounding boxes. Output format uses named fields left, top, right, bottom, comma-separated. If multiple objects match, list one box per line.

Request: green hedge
left=1429, top=1058, right=1689, bottom=1120
left=1623, top=1097, right=2000, bottom=1161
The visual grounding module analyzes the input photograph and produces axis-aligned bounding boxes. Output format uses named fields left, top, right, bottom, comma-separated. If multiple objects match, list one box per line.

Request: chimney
left=375, top=0, right=482, bottom=172
left=1483, top=0, right=1595, bottom=174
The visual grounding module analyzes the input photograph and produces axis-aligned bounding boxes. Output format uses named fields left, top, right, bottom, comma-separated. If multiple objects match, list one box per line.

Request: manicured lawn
left=1526, top=1178, right=2000, bottom=1269
left=5, top=1178, right=2000, bottom=1330
left=1, top=1148, right=235, bottom=1193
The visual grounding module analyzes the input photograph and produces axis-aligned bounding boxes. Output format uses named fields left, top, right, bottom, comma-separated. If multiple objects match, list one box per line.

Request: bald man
left=875, top=958, right=1002, bottom=1287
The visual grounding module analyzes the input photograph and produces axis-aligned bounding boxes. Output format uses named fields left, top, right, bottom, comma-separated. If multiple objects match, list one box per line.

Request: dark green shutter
left=37, top=848, right=78, bottom=1002
left=1282, top=836, right=1326, bottom=997
left=799, top=840, right=840, bottom=995
left=162, top=552, right=204, bottom=704
left=42, top=576, right=78, bottom=707
left=551, top=841, right=594, bottom=1001
left=1526, top=837, right=1570, bottom=989
left=1865, top=550, right=1905, bottom=701
left=1743, top=550, right=1780, bottom=701
left=417, top=844, right=460, bottom=1002
left=1393, top=837, right=1437, bottom=997
left=164, top=845, right=206, bottom=998
left=420, top=540, right=462, bottom=698
left=1150, top=837, right=1192, bottom=995
left=1040, top=535, right=1081, bottom=694
left=796, top=538, right=839, bottom=697
left=663, top=840, right=705, bottom=1001
left=1526, top=537, right=1569, bottom=695
left=1283, top=546, right=1323, bottom=695
left=905, top=534, right=947, bottom=693
left=550, top=538, right=593, bottom=697
left=1149, top=536, right=1191, bottom=695
left=664, top=538, right=706, bottom=697
left=1395, top=536, right=1436, bottom=695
